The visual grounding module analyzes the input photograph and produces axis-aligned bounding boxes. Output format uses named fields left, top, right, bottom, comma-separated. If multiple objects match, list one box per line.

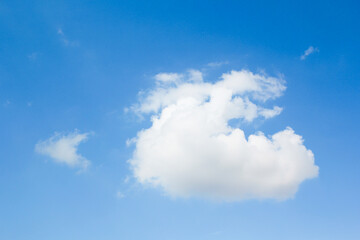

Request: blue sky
left=1, top=0, right=360, bottom=239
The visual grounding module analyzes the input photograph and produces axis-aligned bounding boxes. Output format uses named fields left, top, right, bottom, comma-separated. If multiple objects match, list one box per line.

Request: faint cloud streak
left=57, top=28, right=79, bottom=47
left=300, top=46, right=319, bottom=60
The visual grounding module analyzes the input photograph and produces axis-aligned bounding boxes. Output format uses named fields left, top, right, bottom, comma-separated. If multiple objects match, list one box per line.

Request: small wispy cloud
left=57, top=28, right=64, bottom=35
left=3, top=100, right=11, bottom=107
left=35, top=130, right=91, bottom=170
left=27, top=52, right=39, bottom=61
left=124, top=176, right=130, bottom=183
left=300, top=46, right=319, bottom=60
left=207, top=61, right=229, bottom=67
left=57, top=28, right=79, bottom=47
left=210, top=231, right=222, bottom=235
left=116, top=191, right=125, bottom=199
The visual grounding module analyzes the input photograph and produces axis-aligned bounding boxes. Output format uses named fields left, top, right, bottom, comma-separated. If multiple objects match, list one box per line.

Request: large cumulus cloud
left=128, top=69, right=318, bottom=201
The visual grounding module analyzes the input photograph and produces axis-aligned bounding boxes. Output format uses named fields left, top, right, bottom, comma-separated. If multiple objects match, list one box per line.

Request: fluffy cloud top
left=35, top=131, right=90, bottom=169
left=129, top=70, right=318, bottom=201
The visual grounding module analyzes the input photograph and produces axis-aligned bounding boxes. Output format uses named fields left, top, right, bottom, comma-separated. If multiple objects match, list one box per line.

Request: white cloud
left=128, top=69, right=318, bottom=201
left=155, top=73, right=183, bottom=85
left=35, top=130, right=91, bottom=169
left=300, top=46, right=319, bottom=60
left=207, top=61, right=229, bottom=67
left=124, top=176, right=130, bottom=183
left=154, top=70, right=203, bottom=86
left=57, top=28, right=64, bottom=36
left=57, top=28, right=79, bottom=47
left=116, top=191, right=125, bottom=199
left=259, top=106, right=283, bottom=119
left=188, top=69, right=203, bottom=83
left=27, top=52, right=39, bottom=61
left=3, top=100, right=11, bottom=107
